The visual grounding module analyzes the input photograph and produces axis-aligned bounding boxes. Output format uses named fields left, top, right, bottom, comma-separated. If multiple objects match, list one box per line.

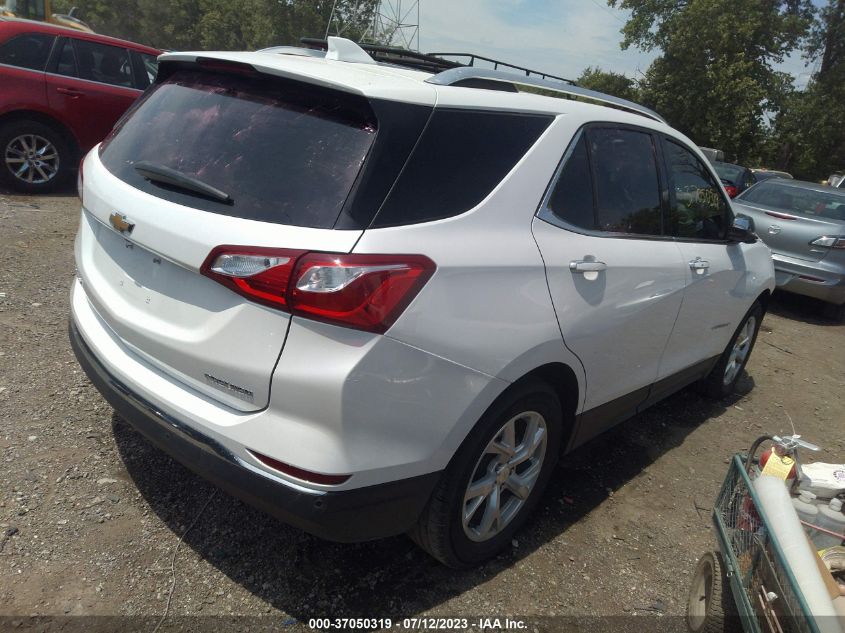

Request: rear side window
left=590, top=128, right=661, bottom=235
left=547, top=134, right=593, bottom=229
left=0, top=32, right=55, bottom=71
left=100, top=70, right=378, bottom=228
left=371, top=110, right=552, bottom=228
left=138, top=52, right=158, bottom=86
left=662, top=139, right=730, bottom=240
left=54, top=39, right=77, bottom=77
left=547, top=126, right=662, bottom=236
left=72, top=39, right=133, bottom=88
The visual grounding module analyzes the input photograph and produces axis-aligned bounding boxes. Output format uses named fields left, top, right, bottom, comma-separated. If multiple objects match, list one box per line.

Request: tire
left=0, top=119, right=72, bottom=193
left=410, top=381, right=562, bottom=568
left=700, top=301, right=763, bottom=399
left=687, top=551, right=741, bottom=633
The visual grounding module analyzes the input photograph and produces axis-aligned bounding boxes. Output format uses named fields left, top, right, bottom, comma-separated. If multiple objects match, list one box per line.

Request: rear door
left=77, top=66, right=386, bottom=411
left=45, top=36, right=141, bottom=151
left=734, top=182, right=845, bottom=262
left=533, top=124, right=686, bottom=436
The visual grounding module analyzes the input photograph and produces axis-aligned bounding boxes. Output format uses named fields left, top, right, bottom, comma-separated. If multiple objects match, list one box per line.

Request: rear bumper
left=69, top=319, right=441, bottom=542
left=772, top=254, right=845, bottom=306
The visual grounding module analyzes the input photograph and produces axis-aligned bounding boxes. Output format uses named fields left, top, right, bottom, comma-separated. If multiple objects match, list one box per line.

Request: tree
left=608, top=0, right=812, bottom=164
left=766, top=0, right=845, bottom=178
left=576, top=66, right=639, bottom=102
left=50, top=0, right=377, bottom=51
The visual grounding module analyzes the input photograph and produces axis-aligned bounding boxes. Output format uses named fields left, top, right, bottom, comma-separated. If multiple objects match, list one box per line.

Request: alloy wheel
left=462, top=411, right=547, bottom=542
left=4, top=134, right=60, bottom=185
left=723, top=315, right=756, bottom=385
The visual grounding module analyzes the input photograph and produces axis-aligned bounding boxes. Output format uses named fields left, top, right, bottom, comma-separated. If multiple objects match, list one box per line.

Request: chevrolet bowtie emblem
left=109, top=212, right=134, bottom=234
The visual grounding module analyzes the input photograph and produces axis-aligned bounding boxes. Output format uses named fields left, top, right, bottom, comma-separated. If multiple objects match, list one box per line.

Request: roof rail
left=427, top=53, right=574, bottom=84
left=426, top=67, right=666, bottom=124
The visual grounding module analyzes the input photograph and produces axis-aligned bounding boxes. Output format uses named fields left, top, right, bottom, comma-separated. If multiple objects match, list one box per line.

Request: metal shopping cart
left=687, top=435, right=828, bottom=633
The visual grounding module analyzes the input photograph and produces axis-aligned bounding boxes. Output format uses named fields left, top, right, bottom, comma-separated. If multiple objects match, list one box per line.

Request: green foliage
left=765, top=0, right=845, bottom=179
left=50, top=0, right=377, bottom=50
left=576, top=66, right=639, bottom=101
left=608, top=0, right=812, bottom=165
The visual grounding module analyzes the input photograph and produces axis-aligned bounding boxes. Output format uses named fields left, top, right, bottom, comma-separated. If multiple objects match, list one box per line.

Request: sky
left=403, top=0, right=823, bottom=88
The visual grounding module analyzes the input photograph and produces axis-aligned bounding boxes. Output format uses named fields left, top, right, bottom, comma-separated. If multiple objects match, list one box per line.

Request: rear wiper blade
left=134, top=161, right=232, bottom=204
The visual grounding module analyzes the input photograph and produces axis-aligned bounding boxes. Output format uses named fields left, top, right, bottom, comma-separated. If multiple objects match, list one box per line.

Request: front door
left=658, top=137, right=753, bottom=379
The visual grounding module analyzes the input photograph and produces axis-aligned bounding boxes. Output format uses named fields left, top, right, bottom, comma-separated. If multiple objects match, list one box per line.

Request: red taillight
left=200, top=247, right=436, bottom=334
left=248, top=450, right=350, bottom=485
left=289, top=252, right=435, bottom=334
left=724, top=185, right=738, bottom=198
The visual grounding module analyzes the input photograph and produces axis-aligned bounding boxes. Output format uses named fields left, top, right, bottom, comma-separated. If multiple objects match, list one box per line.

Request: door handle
left=56, top=87, right=84, bottom=97
left=689, top=258, right=710, bottom=271
left=569, top=260, right=608, bottom=273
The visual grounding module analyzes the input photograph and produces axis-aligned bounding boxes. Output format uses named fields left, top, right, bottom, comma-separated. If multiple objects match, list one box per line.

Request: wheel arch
left=755, top=288, right=771, bottom=313
left=512, top=362, right=579, bottom=453
left=0, top=109, right=82, bottom=161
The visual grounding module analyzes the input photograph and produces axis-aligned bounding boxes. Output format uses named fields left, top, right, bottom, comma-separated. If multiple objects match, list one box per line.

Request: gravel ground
left=1, top=190, right=843, bottom=631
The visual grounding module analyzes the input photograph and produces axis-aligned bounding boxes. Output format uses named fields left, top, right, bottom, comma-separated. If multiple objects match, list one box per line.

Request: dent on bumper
left=69, top=320, right=441, bottom=542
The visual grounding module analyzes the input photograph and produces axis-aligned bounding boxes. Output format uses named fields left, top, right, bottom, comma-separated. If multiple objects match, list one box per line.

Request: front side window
left=663, top=139, right=730, bottom=240
left=72, top=39, right=133, bottom=87
left=0, top=32, right=55, bottom=71
left=546, top=126, right=662, bottom=237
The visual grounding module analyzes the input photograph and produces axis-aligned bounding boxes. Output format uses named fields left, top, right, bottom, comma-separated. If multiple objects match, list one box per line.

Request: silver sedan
left=733, top=179, right=845, bottom=320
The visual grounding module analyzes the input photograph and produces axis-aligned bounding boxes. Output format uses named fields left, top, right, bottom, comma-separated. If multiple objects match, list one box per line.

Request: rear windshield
left=740, top=182, right=845, bottom=220
left=99, top=70, right=377, bottom=229
left=713, top=162, right=743, bottom=183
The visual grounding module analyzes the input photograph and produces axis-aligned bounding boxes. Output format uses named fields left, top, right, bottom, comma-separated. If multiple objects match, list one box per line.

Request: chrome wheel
left=4, top=134, right=60, bottom=184
left=723, top=315, right=756, bottom=385
left=462, top=411, right=547, bottom=542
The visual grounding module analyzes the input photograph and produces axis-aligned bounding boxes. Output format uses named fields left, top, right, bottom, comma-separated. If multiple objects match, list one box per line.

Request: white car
left=70, top=38, right=775, bottom=567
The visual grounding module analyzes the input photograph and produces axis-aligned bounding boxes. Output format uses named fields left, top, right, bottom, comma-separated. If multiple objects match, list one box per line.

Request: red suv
left=0, top=18, right=160, bottom=192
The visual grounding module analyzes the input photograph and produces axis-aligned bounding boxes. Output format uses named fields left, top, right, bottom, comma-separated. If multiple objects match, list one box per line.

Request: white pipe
left=753, top=475, right=843, bottom=633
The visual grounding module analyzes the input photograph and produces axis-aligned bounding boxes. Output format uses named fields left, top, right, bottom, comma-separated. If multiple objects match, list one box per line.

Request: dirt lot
left=1, top=190, right=843, bottom=631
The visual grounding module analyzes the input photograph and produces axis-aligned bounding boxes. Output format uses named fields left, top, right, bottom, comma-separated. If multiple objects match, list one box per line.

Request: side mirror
left=728, top=215, right=757, bottom=244
left=69, top=6, right=78, bottom=17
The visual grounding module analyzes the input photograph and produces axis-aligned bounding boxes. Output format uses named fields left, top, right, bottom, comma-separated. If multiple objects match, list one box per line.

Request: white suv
left=70, top=38, right=775, bottom=567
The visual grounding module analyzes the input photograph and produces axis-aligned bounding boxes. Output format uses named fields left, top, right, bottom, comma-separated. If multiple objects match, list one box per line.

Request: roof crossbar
left=426, top=67, right=666, bottom=124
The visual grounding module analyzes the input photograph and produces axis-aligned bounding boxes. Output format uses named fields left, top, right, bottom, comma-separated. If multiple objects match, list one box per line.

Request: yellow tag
left=761, top=453, right=795, bottom=480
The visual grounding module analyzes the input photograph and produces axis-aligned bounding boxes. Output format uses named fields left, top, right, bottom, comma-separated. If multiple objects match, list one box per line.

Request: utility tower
left=326, top=0, right=421, bottom=51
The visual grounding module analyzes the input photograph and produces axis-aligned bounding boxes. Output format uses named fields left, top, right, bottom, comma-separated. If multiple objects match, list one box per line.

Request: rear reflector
left=200, top=247, right=435, bottom=334
left=248, top=450, right=350, bottom=485
left=201, top=246, right=306, bottom=311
